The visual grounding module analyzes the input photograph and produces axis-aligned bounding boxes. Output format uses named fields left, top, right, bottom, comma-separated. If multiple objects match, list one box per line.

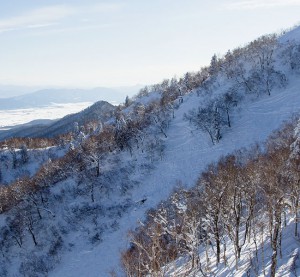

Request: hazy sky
left=0, top=0, right=299, bottom=88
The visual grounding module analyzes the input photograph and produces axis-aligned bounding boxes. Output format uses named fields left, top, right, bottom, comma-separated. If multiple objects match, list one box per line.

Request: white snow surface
left=0, top=146, right=67, bottom=185
left=280, top=24, right=300, bottom=43
left=50, top=75, right=300, bottom=277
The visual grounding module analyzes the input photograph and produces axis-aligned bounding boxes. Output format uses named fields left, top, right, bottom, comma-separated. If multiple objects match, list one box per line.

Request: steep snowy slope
left=2, top=26, right=300, bottom=277
left=0, top=146, right=67, bottom=186
left=51, top=71, right=300, bottom=276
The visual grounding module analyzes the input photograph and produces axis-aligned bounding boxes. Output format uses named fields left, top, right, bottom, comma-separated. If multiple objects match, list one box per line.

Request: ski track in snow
left=50, top=76, right=300, bottom=277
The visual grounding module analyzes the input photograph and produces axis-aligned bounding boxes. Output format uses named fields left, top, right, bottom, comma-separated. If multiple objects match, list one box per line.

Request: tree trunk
left=96, top=161, right=100, bottom=177
left=28, top=227, right=38, bottom=246
left=223, top=239, right=227, bottom=266
left=91, top=182, right=94, bottom=203
left=214, top=217, right=221, bottom=264
left=13, top=236, right=22, bottom=248
left=261, top=226, right=266, bottom=276
left=226, top=109, right=231, bottom=127
left=295, top=198, right=299, bottom=237
left=270, top=218, right=281, bottom=277
left=28, top=216, right=38, bottom=246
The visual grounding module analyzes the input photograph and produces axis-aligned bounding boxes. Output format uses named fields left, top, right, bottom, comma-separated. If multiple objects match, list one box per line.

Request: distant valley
left=0, top=85, right=141, bottom=138
left=0, top=85, right=141, bottom=110
left=0, top=102, right=92, bottom=129
left=0, top=101, right=115, bottom=140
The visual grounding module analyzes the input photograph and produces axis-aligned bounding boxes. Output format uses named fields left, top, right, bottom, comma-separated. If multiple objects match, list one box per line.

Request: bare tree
left=184, top=101, right=225, bottom=144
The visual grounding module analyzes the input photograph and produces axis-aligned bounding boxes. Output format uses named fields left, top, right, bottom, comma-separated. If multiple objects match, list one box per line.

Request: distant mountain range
left=0, top=85, right=43, bottom=98
left=0, top=85, right=142, bottom=109
left=0, top=100, right=115, bottom=140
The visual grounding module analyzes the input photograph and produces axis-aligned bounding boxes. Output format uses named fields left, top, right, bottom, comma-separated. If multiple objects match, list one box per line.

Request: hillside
left=0, top=101, right=115, bottom=140
left=0, top=26, right=300, bottom=277
left=51, top=75, right=300, bottom=277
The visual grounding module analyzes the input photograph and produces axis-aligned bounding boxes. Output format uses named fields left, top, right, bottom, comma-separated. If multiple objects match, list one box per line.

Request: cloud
left=29, top=24, right=111, bottom=37
left=226, top=0, right=300, bottom=10
left=85, top=3, right=123, bottom=13
left=0, top=5, right=74, bottom=33
left=0, top=3, right=123, bottom=34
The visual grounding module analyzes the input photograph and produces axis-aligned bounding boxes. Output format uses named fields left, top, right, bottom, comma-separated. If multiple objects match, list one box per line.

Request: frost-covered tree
left=124, top=95, right=131, bottom=107
left=180, top=195, right=203, bottom=269
left=213, top=103, right=222, bottom=143
left=7, top=213, right=25, bottom=248
left=10, top=148, right=17, bottom=169
left=184, top=101, right=225, bottom=144
left=217, top=89, right=241, bottom=128
left=20, top=144, right=29, bottom=164
left=137, top=86, right=150, bottom=98
left=114, top=114, right=138, bottom=153
left=160, top=77, right=181, bottom=107
left=281, top=40, right=300, bottom=71
left=288, top=119, right=300, bottom=237
left=290, top=119, right=300, bottom=159
left=221, top=158, right=255, bottom=268
left=73, top=122, right=80, bottom=135
left=201, top=162, right=227, bottom=265
left=248, top=35, right=287, bottom=96
left=180, top=72, right=194, bottom=93
left=209, top=54, right=220, bottom=76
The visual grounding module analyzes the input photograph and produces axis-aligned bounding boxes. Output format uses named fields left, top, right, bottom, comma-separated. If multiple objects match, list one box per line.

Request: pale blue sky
left=0, top=0, right=299, bottom=88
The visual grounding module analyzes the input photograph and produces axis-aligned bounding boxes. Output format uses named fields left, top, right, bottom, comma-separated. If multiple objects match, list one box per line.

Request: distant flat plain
left=0, top=102, right=92, bottom=130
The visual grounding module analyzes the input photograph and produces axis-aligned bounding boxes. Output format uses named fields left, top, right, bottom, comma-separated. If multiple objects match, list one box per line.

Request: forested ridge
left=0, top=27, right=300, bottom=276
left=122, top=118, right=300, bottom=276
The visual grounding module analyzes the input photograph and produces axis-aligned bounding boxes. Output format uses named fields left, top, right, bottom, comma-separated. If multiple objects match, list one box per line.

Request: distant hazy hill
left=0, top=86, right=141, bottom=109
left=0, top=85, right=43, bottom=98
left=0, top=100, right=115, bottom=139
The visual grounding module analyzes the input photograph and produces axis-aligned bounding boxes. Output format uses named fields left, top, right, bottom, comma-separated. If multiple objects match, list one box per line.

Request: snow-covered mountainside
left=0, top=101, right=115, bottom=140
left=1, top=26, right=300, bottom=277
left=0, top=146, right=67, bottom=186
left=51, top=79, right=300, bottom=277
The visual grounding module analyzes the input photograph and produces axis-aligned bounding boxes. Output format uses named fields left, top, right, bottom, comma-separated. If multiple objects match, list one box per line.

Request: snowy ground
left=49, top=74, right=300, bottom=277
left=0, top=146, right=68, bottom=185
left=165, top=216, right=300, bottom=277
left=0, top=102, right=92, bottom=129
